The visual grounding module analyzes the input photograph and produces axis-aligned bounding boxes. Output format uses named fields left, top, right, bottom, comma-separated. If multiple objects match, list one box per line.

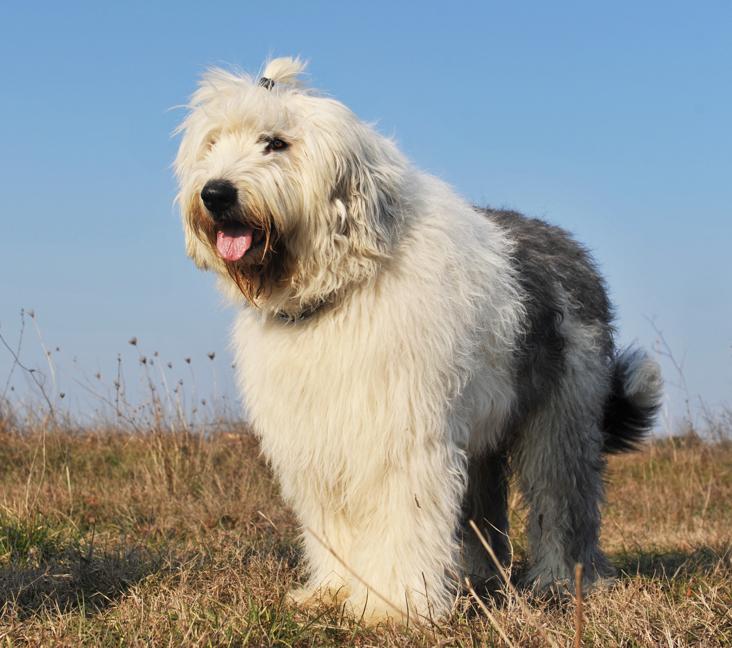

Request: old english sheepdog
left=174, top=57, right=663, bottom=622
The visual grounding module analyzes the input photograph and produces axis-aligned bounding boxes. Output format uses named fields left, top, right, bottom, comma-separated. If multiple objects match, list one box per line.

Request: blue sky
left=0, top=2, right=730, bottom=427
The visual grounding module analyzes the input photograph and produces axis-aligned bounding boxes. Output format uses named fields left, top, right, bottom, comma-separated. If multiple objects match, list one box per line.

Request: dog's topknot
left=261, top=57, right=307, bottom=88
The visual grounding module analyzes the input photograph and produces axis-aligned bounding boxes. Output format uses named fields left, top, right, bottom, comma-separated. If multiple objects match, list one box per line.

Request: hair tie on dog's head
left=259, top=77, right=275, bottom=90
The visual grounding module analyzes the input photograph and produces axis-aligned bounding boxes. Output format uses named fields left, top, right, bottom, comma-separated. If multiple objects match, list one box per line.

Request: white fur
left=174, top=58, right=582, bottom=622
left=231, top=188, right=522, bottom=617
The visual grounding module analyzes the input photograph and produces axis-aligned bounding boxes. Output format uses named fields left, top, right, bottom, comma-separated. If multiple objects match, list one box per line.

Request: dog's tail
left=602, top=347, right=663, bottom=453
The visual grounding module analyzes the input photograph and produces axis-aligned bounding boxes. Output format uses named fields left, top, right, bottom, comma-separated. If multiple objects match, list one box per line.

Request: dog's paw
left=286, top=583, right=351, bottom=609
left=286, top=586, right=316, bottom=608
left=521, top=564, right=617, bottom=601
left=584, top=574, right=616, bottom=594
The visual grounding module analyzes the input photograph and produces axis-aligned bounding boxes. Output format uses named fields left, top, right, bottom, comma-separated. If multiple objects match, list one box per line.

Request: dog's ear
left=332, top=129, right=405, bottom=251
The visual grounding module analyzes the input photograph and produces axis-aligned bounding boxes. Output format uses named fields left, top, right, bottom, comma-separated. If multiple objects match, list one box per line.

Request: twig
left=71, top=377, right=143, bottom=433
left=115, top=353, right=123, bottom=421
left=647, top=316, right=691, bottom=426
left=0, top=316, right=55, bottom=416
left=421, top=571, right=437, bottom=641
left=1, top=310, right=26, bottom=399
left=574, top=563, right=584, bottom=648
left=65, top=464, right=73, bottom=515
left=464, top=577, right=515, bottom=648
left=256, top=510, right=279, bottom=532
left=469, top=519, right=560, bottom=648
left=30, top=311, right=57, bottom=398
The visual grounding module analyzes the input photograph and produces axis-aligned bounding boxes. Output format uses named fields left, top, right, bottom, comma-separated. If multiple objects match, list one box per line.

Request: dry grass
left=0, top=416, right=730, bottom=646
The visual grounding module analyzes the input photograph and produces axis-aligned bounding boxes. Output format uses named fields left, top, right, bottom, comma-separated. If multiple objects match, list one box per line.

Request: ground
left=0, top=418, right=730, bottom=647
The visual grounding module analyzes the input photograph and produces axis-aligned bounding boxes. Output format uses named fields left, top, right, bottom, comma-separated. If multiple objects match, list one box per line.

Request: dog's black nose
left=201, top=180, right=237, bottom=216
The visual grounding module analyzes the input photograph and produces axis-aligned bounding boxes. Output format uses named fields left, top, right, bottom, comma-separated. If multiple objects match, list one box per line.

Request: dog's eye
left=263, top=137, right=289, bottom=153
left=205, top=133, right=219, bottom=151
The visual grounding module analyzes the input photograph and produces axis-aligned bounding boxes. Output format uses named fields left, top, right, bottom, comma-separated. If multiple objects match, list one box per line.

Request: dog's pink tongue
left=216, top=227, right=253, bottom=262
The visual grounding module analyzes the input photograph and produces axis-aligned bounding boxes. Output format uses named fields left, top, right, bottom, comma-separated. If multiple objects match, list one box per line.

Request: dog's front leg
left=333, top=442, right=466, bottom=624
left=284, top=487, right=355, bottom=609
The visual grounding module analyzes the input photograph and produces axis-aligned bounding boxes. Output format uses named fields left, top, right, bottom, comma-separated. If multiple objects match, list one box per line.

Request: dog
left=174, top=57, right=663, bottom=623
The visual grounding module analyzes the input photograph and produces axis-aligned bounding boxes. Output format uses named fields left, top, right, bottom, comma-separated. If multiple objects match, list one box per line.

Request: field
left=0, top=414, right=730, bottom=646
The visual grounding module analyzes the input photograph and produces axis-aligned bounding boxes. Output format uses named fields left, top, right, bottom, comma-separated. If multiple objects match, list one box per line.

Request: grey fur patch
left=484, top=209, right=612, bottom=326
left=460, top=208, right=661, bottom=593
left=480, top=208, right=614, bottom=423
left=460, top=449, right=511, bottom=590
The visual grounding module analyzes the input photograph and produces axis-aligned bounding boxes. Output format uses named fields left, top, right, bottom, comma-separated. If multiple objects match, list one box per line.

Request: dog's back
left=482, top=207, right=661, bottom=450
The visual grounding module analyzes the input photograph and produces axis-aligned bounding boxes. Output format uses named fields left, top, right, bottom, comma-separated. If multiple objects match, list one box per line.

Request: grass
left=0, top=418, right=729, bottom=647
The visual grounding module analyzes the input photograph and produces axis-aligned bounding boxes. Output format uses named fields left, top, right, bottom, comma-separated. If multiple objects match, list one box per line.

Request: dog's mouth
left=215, top=222, right=266, bottom=262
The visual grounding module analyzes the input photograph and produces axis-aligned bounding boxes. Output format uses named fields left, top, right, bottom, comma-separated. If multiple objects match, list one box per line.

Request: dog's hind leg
left=513, top=342, right=616, bottom=594
left=460, top=450, right=511, bottom=593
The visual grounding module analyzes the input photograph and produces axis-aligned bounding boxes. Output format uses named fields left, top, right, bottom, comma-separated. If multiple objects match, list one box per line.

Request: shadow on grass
left=0, top=527, right=303, bottom=622
left=612, top=544, right=731, bottom=580
left=0, top=542, right=166, bottom=619
left=462, top=543, right=731, bottom=616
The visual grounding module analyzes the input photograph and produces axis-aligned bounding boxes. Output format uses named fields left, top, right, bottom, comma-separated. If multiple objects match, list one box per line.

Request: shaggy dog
left=174, top=57, right=663, bottom=623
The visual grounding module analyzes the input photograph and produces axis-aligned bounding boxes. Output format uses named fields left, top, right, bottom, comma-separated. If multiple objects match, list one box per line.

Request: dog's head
left=174, top=57, right=407, bottom=315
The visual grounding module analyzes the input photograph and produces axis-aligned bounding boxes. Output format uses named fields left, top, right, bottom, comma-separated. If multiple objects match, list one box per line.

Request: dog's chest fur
left=232, top=202, right=522, bottom=506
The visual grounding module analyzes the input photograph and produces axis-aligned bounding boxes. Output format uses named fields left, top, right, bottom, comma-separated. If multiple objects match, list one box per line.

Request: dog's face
left=174, top=58, right=406, bottom=311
